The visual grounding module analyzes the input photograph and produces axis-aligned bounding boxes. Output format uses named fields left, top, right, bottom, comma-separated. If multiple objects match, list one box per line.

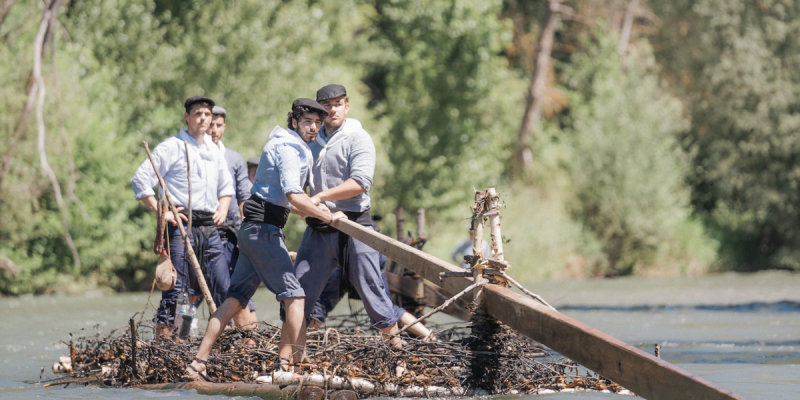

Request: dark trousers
left=156, top=223, right=230, bottom=326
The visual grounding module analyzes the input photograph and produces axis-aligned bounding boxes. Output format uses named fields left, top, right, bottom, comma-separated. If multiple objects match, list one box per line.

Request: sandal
left=274, top=357, right=291, bottom=373
left=183, top=357, right=212, bottom=382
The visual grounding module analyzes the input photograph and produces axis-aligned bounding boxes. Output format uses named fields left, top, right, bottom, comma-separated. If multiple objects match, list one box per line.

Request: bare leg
left=156, top=322, right=172, bottom=338
left=188, top=298, right=244, bottom=373
left=399, top=312, right=432, bottom=340
left=280, top=297, right=306, bottom=370
left=379, top=323, right=405, bottom=377
left=307, top=318, right=323, bottom=330
left=233, top=308, right=255, bottom=329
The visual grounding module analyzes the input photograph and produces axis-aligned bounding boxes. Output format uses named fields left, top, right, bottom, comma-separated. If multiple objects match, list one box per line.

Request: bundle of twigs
left=46, top=313, right=627, bottom=396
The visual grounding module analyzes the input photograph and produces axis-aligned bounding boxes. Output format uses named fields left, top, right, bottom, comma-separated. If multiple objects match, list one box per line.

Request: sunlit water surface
left=1, top=271, right=798, bottom=399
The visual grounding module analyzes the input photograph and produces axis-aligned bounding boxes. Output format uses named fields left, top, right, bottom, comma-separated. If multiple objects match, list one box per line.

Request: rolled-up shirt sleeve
left=131, top=141, right=172, bottom=200
left=276, top=144, right=304, bottom=195
left=217, top=156, right=235, bottom=198
left=348, top=131, right=376, bottom=191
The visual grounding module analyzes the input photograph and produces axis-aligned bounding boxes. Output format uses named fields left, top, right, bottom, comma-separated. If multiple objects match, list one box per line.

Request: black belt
left=178, top=209, right=217, bottom=281
left=242, top=196, right=290, bottom=228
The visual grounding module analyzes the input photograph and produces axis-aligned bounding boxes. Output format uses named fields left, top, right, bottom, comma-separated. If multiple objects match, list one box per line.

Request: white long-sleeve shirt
left=131, top=130, right=235, bottom=213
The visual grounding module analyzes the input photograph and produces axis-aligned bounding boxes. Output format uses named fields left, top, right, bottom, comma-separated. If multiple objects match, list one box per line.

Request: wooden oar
left=331, top=218, right=745, bottom=400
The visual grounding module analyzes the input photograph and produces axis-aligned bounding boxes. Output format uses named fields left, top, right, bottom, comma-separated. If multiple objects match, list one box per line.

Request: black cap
left=184, top=96, right=215, bottom=113
left=315, top=84, right=347, bottom=102
left=292, top=98, right=329, bottom=117
left=247, top=157, right=260, bottom=168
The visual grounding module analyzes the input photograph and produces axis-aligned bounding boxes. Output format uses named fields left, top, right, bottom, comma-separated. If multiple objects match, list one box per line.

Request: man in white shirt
left=131, top=96, right=235, bottom=338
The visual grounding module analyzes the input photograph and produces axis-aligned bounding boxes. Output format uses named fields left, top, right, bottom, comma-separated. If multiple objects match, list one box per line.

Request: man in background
left=209, top=105, right=258, bottom=326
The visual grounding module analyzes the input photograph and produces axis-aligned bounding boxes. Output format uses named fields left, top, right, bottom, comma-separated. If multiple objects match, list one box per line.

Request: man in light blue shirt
left=186, top=99, right=346, bottom=380
left=130, top=96, right=235, bottom=338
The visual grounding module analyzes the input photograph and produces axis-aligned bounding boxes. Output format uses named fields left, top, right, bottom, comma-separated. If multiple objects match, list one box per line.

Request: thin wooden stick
left=416, top=208, right=426, bottom=240
left=397, top=280, right=487, bottom=335
left=129, top=318, right=138, bottom=378
left=143, top=141, right=217, bottom=314
left=497, top=270, right=555, bottom=310
left=471, top=191, right=487, bottom=308
left=486, top=188, right=504, bottom=262
left=184, top=141, right=192, bottom=233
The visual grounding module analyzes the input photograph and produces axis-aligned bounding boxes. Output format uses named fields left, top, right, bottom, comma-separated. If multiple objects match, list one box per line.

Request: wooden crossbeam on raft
left=331, top=218, right=745, bottom=400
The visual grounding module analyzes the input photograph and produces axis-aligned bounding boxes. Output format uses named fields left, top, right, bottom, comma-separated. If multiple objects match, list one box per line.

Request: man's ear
left=184, top=112, right=189, bottom=125
left=291, top=118, right=297, bottom=130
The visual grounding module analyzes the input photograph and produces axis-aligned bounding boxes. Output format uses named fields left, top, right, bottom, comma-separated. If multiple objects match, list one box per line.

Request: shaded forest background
left=1, top=0, right=799, bottom=295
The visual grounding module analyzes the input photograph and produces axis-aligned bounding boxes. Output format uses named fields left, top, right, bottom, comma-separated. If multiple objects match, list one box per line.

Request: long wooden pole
left=143, top=141, right=217, bottom=314
left=330, top=219, right=744, bottom=400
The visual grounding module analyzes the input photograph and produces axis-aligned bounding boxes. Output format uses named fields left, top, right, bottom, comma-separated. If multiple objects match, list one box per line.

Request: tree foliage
left=652, top=0, right=800, bottom=270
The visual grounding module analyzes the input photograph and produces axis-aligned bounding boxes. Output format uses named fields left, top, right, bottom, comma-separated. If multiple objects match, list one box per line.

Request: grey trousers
left=295, top=226, right=399, bottom=329
left=227, top=222, right=304, bottom=307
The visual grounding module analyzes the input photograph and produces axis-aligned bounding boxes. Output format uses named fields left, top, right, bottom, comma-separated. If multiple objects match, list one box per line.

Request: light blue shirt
left=131, top=130, right=235, bottom=213
left=309, top=118, right=375, bottom=212
left=251, top=126, right=312, bottom=210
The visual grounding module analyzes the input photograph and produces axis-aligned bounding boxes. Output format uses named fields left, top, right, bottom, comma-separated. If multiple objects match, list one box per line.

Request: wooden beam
left=331, top=219, right=744, bottom=400
left=385, top=272, right=424, bottom=300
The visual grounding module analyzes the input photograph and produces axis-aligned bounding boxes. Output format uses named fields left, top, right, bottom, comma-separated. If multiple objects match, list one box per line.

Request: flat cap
left=292, top=98, right=329, bottom=118
left=316, top=84, right=347, bottom=102
left=212, top=105, right=227, bottom=118
left=247, top=157, right=260, bottom=168
left=184, top=96, right=215, bottom=112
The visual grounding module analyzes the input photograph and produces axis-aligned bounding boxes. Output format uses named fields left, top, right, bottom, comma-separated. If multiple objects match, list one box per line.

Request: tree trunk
left=618, top=0, right=639, bottom=59
left=0, top=0, right=19, bottom=30
left=514, top=0, right=561, bottom=176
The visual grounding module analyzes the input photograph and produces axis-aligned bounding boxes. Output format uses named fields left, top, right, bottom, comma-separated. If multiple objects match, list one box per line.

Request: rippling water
left=1, top=271, right=798, bottom=399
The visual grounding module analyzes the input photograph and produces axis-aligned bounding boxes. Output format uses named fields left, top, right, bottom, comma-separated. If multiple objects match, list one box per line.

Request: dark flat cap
left=247, top=157, right=260, bottom=168
left=292, top=98, right=329, bottom=117
left=184, top=96, right=215, bottom=113
left=212, top=105, right=227, bottom=118
left=316, top=84, right=347, bottom=102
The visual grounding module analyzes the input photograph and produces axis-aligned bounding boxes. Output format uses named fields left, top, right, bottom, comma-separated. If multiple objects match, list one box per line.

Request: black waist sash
left=242, top=196, right=291, bottom=228
left=179, top=209, right=217, bottom=281
left=306, top=209, right=375, bottom=298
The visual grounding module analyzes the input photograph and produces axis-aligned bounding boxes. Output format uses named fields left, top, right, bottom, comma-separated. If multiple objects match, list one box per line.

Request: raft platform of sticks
left=41, top=188, right=745, bottom=400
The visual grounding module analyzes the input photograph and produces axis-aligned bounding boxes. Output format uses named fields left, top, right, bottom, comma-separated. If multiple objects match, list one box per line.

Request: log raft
left=330, top=217, right=746, bottom=400
left=129, top=382, right=354, bottom=400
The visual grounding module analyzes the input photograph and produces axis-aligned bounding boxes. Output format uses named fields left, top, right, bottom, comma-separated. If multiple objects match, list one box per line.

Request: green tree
left=561, top=31, right=714, bottom=275
left=651, top=0, right=800, bottom=270
left=364, top=0, right=525, bottom=211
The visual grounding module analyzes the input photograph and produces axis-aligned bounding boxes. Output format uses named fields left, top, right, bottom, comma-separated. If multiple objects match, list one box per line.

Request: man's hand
left=310, top=195, right=322, bottom=206
left=318, top=203, right=330, bottom=213
left=212, top=209, right=226, bottom=226
left=141, top=196, right=187, bottom=226
left=165, top=206, right=187, bottom=226
left=214, top=196, right=232, bottom=226
left=329, top=211, right=347, bottom=224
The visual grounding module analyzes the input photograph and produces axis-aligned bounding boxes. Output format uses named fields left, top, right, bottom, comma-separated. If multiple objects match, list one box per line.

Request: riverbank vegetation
left=1, top=0, right=797, bottom=294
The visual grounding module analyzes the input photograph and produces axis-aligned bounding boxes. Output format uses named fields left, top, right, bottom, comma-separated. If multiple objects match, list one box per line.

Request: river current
left=1, top=270, right=798, bottom=399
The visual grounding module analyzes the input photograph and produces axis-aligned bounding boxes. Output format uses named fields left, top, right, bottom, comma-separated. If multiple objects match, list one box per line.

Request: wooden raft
left=331, top=217, right=746, bottom=400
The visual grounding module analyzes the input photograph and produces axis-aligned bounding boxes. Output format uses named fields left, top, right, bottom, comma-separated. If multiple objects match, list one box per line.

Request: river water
left=1, top=270, right=798, bottom=399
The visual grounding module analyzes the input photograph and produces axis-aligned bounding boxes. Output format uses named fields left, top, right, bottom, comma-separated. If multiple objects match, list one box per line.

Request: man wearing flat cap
left=186, top=99, right=346, bottom=380
left=209, top=105, right=259, bottom=327
left=294, top=85, right=406, bottom=373
left=131, top=96, right=235, bottom=338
